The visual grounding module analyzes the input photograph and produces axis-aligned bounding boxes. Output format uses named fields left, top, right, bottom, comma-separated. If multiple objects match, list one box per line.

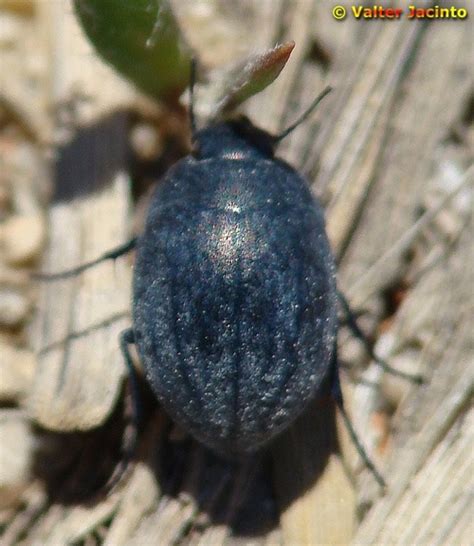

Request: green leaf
left=74, top=0, right=191, bottom=102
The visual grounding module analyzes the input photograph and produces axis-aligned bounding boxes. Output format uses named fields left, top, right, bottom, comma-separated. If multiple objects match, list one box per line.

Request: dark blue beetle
left=130, top=117, right=338, bottom=456
left=40, top=84, right=393, bottom=485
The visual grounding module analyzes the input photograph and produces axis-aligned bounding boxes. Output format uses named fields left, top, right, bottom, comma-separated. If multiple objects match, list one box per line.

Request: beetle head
left=193, top=117, right=276, bottom=160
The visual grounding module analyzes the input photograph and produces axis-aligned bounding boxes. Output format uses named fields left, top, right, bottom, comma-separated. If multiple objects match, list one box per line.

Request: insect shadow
left=29, top=378, right=334, bottom=535
left=53, top=110, right=130, bottom=203
left=52, top=107, right=187, bottom=204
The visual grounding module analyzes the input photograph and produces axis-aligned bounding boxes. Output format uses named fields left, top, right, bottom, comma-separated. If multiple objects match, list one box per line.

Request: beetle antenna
left=32, top=237, right=137, bottom=281
left=275, top=86, right=332, bottom=142
left=189, top=58, right=197, bottom=140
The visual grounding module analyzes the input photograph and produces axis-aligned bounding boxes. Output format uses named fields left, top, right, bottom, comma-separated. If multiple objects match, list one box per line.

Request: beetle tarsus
left=337, top=398, right=387, bottom=490
left=330, top=344, right=386, bottom=489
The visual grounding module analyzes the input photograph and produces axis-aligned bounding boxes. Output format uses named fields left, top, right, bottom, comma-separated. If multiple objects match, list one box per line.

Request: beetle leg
left=102, top=327, right=141, bottom=492
left=330, top=344, right=386, bottom=489
left=337, top=290, right=423, bottom=384
left=33, top=236, right=137, bottom=281
left=116, top=330, right=141, bottom=478
left=120, top=328, right=142, bottom=437
left=329, top=347, right=343, bottom=405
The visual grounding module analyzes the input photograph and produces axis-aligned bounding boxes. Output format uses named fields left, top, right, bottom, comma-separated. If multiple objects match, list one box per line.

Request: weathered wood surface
left=24, top=1, right=135, bottom=432
left=0, top=1, right=472, bottom=545
left=27, top=173, right=132, bottom=430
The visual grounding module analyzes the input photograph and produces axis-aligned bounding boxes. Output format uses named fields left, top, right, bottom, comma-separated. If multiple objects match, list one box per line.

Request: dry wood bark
left=0, top=1, right=471, bottom=545
left=26, top=1, right=135, bottom=432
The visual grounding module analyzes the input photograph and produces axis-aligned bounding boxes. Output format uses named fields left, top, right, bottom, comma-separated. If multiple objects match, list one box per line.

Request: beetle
left=37, top=71, right=411, bottom=486
left=127, top=118, right=338, bottom=458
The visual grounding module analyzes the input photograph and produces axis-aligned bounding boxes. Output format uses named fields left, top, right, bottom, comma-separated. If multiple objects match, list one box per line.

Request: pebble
left=130, top=122, right=163, bottom=161
left=0, top=340, right=35, bottom=402
left=0, top=13, right=22, bottom=48
left=0, top=212, right=46, bottom=265
left=0, top=288, right=30, bottom=328
left=0, top=411, right=33, bottom=509
left=5, top=142, right=50, bottom=215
